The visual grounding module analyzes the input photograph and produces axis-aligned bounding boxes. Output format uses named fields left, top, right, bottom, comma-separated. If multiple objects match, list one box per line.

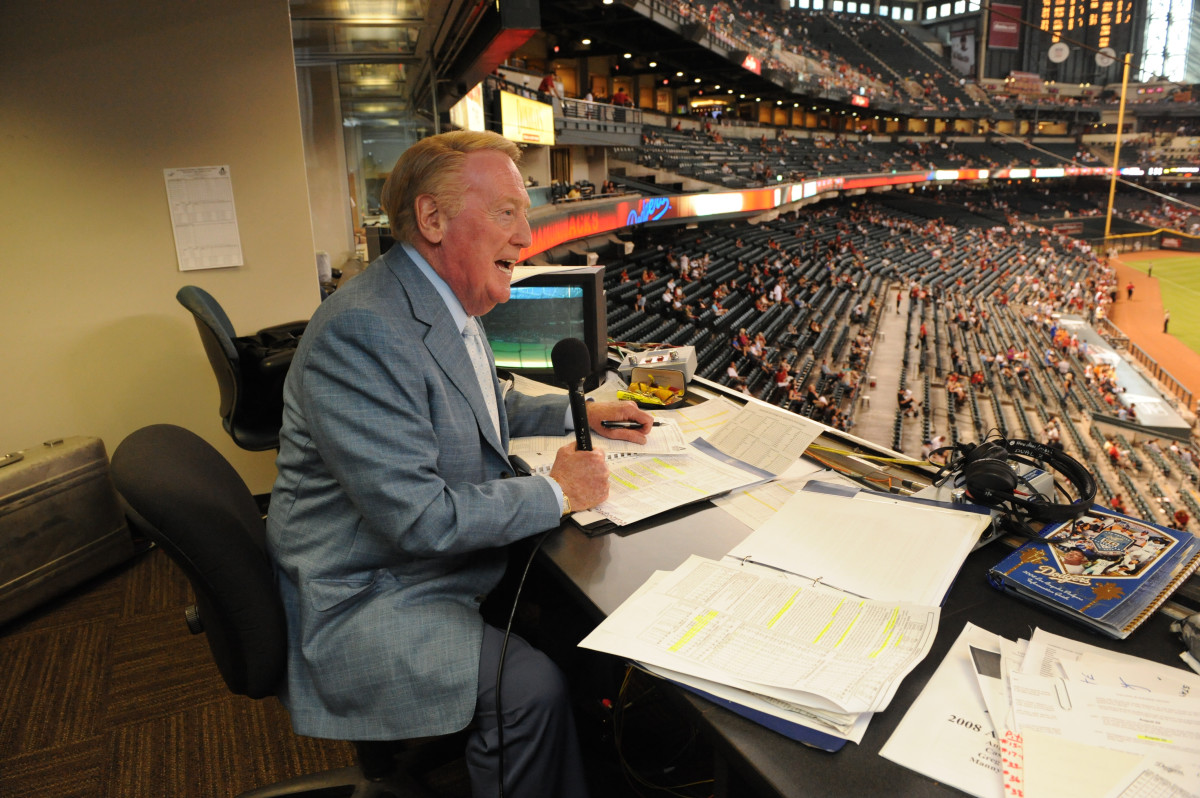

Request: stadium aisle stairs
left=851, top=284, right=916, bottom=454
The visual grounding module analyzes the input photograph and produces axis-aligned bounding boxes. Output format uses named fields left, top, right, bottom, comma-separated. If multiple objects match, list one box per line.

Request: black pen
left=601, top=420, right=663, bottom=429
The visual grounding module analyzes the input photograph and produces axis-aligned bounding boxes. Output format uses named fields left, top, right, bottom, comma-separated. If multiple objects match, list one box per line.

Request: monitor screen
left=484, top=267, right=607, bottom=388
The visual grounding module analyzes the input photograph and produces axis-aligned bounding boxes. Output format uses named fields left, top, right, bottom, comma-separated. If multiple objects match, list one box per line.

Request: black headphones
left=932, top=438, right=1097, bottom=535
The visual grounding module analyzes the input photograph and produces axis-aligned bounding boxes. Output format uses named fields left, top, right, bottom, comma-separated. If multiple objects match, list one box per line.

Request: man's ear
left=415, top=194, right=444, bottom=244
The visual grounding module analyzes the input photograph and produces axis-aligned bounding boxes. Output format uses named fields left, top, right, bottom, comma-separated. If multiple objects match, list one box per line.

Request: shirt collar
left=402, top=242, right=470, bottom=334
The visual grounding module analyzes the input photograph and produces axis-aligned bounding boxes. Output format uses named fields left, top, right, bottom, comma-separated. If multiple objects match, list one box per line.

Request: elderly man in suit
left=267, top=130, right=651, bottom=796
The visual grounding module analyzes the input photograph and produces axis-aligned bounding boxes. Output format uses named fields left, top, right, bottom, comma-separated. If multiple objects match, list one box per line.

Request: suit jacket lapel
left=382, top=247, right=509, bottom=458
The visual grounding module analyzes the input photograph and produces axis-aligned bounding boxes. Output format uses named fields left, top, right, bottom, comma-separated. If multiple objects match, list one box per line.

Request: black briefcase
left=0, top=436, right=136, bottom=626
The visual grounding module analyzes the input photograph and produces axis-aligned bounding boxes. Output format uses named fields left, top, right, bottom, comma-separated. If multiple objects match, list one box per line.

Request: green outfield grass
left=1127, top=253, right=1200, bottom=355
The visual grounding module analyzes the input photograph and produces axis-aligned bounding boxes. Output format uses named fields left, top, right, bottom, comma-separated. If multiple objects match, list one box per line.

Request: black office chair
left=110, top=424, right=465, bottom=798
left=176, top=286, right=307, bottom=451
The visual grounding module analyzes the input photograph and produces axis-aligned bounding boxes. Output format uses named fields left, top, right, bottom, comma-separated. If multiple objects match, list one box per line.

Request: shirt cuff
left=542, top=474, right=566, bottom=514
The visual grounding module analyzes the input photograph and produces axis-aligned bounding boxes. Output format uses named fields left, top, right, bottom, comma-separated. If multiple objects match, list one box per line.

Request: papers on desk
left=510, top=394, right=830, bottom=531
left=570, top=447, right=764, bottom=528
left=579, top=479, right=995, bottom=746
left=701, top=402, right=824, bottom=475
left=726, top=484, right=992, bottom=606
left=508, top=419, right=690, bottom=474
left=652, top=395, right=742, bottom=440
left=579, top=555, right=940, bottom=717
left=881, top=623, right=1200, bottom=798
left=710, top=460, right=845, bottom=530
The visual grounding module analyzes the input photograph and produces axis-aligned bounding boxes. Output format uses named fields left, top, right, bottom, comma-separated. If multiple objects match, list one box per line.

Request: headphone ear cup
left=965, top=441, right=1008, bottom=465
left=964, top=459, right=1018, bottom=506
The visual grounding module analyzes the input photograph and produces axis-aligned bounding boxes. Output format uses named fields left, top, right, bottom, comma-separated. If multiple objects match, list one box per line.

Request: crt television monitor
left=484, top=267, right=608, bottom=390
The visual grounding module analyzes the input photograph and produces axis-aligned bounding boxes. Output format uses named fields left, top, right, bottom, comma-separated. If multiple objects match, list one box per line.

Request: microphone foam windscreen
left=551, top=337, right=592, bottom=385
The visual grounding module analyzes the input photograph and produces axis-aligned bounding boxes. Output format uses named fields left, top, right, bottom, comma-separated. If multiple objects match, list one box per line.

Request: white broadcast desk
left=537, top=378, right=1191, bottom=798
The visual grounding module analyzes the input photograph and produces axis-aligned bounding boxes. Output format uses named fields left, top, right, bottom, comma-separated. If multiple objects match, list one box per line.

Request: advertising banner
left=989, top=3, right=1022, bottom=50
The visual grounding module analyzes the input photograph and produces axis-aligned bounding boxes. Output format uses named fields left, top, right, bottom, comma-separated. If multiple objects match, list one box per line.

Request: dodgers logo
left=627, top=197, right=672, bottom=226
left=1092, top=529, right=1132, bottom=555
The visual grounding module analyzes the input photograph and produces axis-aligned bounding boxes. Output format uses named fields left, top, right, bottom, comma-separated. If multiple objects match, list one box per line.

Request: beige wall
left=0, top=0, right=322, bottom=493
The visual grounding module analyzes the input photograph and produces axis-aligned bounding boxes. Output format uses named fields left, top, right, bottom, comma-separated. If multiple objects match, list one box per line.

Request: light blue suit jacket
left=267, top=245, right=568, bottom=740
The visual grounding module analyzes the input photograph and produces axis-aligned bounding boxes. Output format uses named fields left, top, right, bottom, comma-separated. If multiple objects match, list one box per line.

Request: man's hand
left=549, top=444, right=609, bottom=512
left=586, top=400, right=654, bottom=445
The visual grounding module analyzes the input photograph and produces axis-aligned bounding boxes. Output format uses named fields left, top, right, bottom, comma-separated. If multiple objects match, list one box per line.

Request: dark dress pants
left=468, top=623, right=590, bottom=798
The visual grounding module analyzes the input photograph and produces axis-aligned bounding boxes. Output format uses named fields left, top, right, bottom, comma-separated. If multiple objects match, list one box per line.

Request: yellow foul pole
left=1104, top=52, right=1132, bottom=247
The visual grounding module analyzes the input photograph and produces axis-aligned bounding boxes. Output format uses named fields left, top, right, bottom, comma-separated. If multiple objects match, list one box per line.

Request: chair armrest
left=257, top=320, right=308, bottom=339
left=257, top=349, right=295, bottom=374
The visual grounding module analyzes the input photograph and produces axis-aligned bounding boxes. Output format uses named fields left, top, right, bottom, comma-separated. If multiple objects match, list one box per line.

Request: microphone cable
left=494, top=525, right=555, bottom=798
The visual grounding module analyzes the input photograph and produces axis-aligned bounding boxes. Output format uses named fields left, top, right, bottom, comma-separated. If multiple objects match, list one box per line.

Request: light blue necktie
left=462, top=317, right=500, bottom=439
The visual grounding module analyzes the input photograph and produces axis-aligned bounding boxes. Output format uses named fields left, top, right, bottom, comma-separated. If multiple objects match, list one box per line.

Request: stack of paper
left=579, top=554, right=939, bottom=745
left=578, top=483, right=993, bottom=746
left=881, top=623, right=1200, bottom=798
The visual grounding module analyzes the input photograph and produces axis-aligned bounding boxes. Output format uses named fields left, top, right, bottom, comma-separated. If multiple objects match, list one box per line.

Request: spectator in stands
left=1107, top=439, right=1124, bottom=469
left=788, top=381, right=807, bottom=405
left=611, top=87, right=631, bottom=107
left=726, top=361, right=739, bottom=381
left=747, top=336, right=764, bottom=363
left=774, top=363, right=792, bottom=389
left=898, top=387, right=918, bottom=417
left=634, top=292, right=646, bottom=312
left=734, top=328, right=750, bottom=352
left=946, top=373, right=967, bottom=403
left=1173, top=508, right=1190, bottom=530
left=1110, top=494, right=1127, bottom=514
left=1044, top=418, right=1063, bottom=450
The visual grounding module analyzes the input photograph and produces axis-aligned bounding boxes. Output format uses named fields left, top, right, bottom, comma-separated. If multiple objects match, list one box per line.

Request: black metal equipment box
left=0, top=437, right=135, bottom=626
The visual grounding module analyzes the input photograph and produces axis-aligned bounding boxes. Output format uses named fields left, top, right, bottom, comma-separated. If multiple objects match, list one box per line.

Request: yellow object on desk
left=617, top=366, right=685, bottom=407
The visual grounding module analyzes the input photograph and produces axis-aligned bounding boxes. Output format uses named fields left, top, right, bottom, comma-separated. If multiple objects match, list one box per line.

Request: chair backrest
left=177, top=285, right=287, bottom=451
left=110, top=424, right=286, bottom=699
left=177, top=285, right=241, bottom=428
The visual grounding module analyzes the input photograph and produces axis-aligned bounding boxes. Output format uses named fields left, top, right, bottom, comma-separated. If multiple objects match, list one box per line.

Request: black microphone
left=551, top=337, right=593, bottom=452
